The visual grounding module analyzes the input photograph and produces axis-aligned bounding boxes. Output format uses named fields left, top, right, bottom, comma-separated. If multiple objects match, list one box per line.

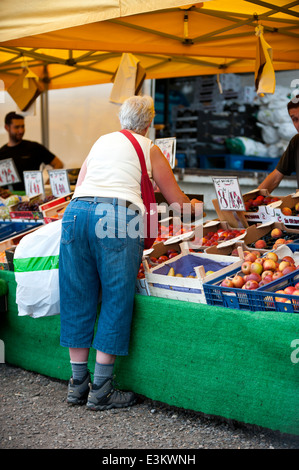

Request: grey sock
left=70, top=361, right=88, bottom=382
left=93, top=362, right=114, bottom=387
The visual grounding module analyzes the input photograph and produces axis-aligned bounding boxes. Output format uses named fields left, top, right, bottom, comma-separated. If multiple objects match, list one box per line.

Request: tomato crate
left=203, top=266, right=299, bottom=313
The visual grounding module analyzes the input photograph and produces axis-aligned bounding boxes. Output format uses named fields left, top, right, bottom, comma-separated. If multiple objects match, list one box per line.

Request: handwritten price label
left=155, top=137, right=176, bottom=169
left=0, top=158, right=20, bottom=186
left=48, top=169, right=71, bottom=197
left=213, top=177, right=245, bottom=211
left=24, top=171, right=44, bottom=198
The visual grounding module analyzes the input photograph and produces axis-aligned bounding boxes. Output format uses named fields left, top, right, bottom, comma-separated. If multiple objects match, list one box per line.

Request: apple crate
left=189, top=220, right=246, bottom=251
left=203, top=247, right=299, bottom=313
left=240, top=221, right=299, bottom=252
left=253, top=269, right=299, bottom=313
left=143, top=245, right=243, bottom=303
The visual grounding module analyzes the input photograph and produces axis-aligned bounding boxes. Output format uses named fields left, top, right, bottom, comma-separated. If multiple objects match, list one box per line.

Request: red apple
left=275, top=238, right=287, bottom=246
left=251, top=251, right=261, bottom=258
left=265, top=252, right=278, bottom=262
left=221, top=278, right=234, bottom=288
left=244, top=280, right=259, bottom=290
left=278, top=260, right=291, bottom=272
left=244, top=252, right=257, bottom=263
left=271, top=228, right=283, bottom=239
left=241, top=261, right=252, bottom=275
left=262, top=270, right=274, bottom=280
left=263, top=274, right=273, bottom=284
left=294, top=282, right=299, bottom=290
left=255, top=240, right=267, bottom=249
left=246, top=273, right=261, bottom=282
left=282, top=256, right=295, bottom=264
left=250, top=262, right=263, bottom=275
left=263, top=259, right=277, bottom=271
left=284, top=286, right=296, bottom=295
left=282, top=266, right=296, bottom=276
left=282, top=207, right=292, bottom=216
left=232, top=275, right=245, bottom=288
left=158, top=255, right=168, bottom=264
left=275, top=290, right=287, bottom=302
left=272, top=271, right=283, bottom=281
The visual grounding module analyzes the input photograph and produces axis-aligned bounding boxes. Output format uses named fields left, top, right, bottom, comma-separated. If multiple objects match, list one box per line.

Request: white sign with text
left=24, top=171, right=44, bottom=198
left=48, top=170, right=71, bottom=197
left=0, top=158, right=21, bottom=186
left=213, top=176, right=245, bottom=211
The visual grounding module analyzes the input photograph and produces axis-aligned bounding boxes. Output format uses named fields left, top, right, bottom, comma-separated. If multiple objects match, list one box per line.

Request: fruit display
left=14, top=195, right=56, bottom=212
left=154, top=221, right=194, bottom=244
left=244, top=195, right=280, bottom=212
left=219, top=251, right=298, bottom=291
left=193, top=228, right=246, bottom=248
left=137, top=248, right=180, bottom=279
left=248, top=228, right=299, bottom=250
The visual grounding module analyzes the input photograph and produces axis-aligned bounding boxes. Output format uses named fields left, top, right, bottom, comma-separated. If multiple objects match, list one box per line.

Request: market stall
left=0, top=183, right=298, bottom=436
left=0, top=0, right=298, bottom=438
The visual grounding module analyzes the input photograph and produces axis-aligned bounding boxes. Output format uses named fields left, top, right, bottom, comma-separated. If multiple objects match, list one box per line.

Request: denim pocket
left=61, top=215, right=76, bottom=244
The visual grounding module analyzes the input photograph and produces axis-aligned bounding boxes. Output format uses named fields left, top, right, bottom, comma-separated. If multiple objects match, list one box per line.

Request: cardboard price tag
left=155, top=137, right=176, bottom=169
left=213, top=177, right=245, bottom=211
left=48, top=169, right=71, bottom=197
left=0, top=158, right=21, bottom=186
left=24, top=171, right=44, bottom=197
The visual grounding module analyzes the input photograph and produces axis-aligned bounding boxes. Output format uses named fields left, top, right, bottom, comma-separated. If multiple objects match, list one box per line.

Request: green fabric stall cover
left=115, top=295, right=299, bottom=436
left=0, top=270, right=298, bottom=435
left=0, top=278, right=8, bottom=297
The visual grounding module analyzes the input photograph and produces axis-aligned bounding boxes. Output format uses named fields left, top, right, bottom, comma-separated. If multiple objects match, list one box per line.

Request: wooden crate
left=142, top=243, right=244, bottom=303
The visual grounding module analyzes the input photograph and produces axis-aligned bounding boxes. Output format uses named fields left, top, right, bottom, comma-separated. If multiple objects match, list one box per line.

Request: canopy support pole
left=40, top=65, right=49, bottom=148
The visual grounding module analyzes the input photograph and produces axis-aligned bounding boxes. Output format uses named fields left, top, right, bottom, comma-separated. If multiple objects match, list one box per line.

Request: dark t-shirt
left=0, top=140, right=55, bottom=191
left=276, top=134, right=299, bottom=187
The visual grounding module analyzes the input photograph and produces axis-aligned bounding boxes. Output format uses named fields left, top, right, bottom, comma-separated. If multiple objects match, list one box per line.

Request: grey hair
left=119, top=95, right=155, bottom=133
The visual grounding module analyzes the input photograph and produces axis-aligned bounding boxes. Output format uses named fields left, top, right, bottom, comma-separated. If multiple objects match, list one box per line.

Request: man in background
left=0, top=111, right=63, bottom=191
left=258, top=95, right=299, bottom=192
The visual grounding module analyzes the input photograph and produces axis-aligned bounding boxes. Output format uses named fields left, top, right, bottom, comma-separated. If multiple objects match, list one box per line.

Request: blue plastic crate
left=203, top=264, right=299, bottom=313
left=0, top=221, right=43, bottom=242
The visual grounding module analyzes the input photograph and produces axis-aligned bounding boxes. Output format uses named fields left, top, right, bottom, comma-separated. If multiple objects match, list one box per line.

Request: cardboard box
left=212, top=189, right=278, bottom=228
left=189, top=219, right=246, bottom=250
left=264, top=192, right=299, bottom=227
left=240, top=221, right=299, bottom=251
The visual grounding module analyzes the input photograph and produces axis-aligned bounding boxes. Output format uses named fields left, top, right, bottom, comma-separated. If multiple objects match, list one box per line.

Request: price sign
left=48, top=169, right=71, bottom=197
left=24, top=171, right=44, bottom=198
left=0, top=158, right=20, bottom=186
left=213, top=176, right=245, bottom=211
left=155, top=137, right=176, bottom=169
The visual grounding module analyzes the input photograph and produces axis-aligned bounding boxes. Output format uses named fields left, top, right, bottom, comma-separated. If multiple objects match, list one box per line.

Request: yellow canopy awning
left=0, top=1, right=298, bottom=90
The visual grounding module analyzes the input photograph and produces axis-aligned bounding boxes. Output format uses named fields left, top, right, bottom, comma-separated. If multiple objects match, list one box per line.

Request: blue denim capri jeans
left=59, top=198, right=144, bottom=356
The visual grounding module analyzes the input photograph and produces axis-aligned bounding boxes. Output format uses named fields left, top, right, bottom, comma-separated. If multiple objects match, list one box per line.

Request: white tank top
left=73, top=131, right=153, bottom=210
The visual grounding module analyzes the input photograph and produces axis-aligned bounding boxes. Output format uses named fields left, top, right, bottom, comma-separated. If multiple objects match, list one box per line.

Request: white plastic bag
left=14, top=220, right=61, bottom=318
